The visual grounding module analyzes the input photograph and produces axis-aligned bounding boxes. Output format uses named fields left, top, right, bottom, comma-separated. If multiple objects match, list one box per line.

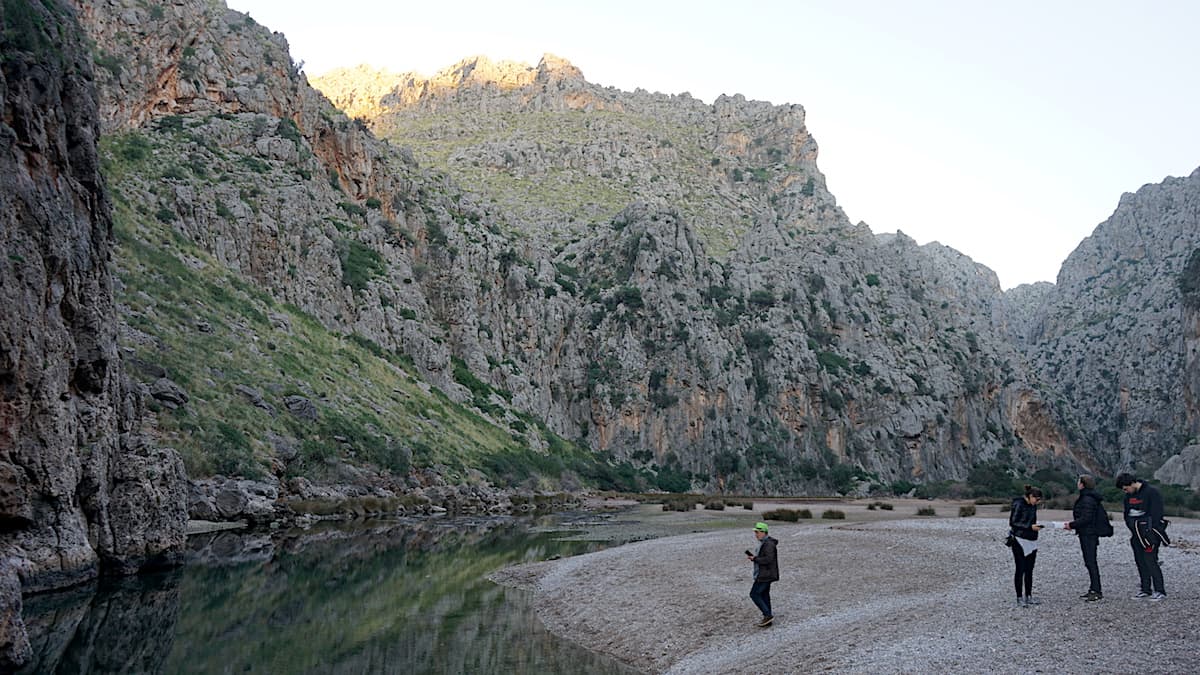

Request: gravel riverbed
left=491, top=502, right=1199, bottom=674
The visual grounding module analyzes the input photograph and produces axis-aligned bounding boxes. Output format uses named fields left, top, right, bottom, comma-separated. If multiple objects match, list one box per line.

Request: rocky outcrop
left=309, top=55, right=1102, bottom=488
left=0, top=562, right=29, bottom=671
left=1022, top=169, right=1200, bottom=472
left=1154, top=444, right=1200, bottom=490
left=52, top=0, right=1200, bottom=514
left=0, top=1, right=186, bottom=664
left=68, top=0, right=1106, bottom=496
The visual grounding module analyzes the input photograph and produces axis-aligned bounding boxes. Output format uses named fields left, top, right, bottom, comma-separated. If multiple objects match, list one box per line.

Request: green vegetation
left=337, top=239, right=386, bottom=291
left=1180, top=247, right=1200, bottom=309
left=762, top=508, right=799, bottom=522
left=98, top=131, right=650, bottom=490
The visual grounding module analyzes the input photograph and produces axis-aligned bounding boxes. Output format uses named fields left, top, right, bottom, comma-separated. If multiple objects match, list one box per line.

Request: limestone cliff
left=52, top=0, right=1200, bottom=509
left=1022, top=170, right=1200, bottom=473
left=313, top=56, right=1100, bottom=485
left=1, top=0, right=186, bottom=667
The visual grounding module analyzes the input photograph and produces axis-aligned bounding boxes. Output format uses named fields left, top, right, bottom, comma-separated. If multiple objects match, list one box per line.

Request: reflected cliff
left=20, top=516, right=638, bottom=674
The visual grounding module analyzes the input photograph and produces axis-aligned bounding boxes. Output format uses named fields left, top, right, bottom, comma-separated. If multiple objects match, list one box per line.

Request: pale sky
left=229, top=0, right=1200, bottom=289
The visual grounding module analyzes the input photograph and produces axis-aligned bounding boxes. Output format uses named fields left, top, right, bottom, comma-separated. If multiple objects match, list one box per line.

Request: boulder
left=1153, top=445, right=1200, bottom=490
left=149, top=378, right=189, bottom=409
left=284, top=395, right=318, bottom=421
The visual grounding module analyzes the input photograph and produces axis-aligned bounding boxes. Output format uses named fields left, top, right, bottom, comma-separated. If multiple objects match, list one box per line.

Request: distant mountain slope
left=313, top=56, right=838, bottom=258
left=1023, top=169, right=1200, bottom=472
left=65, top=0, right=1200, bottom=500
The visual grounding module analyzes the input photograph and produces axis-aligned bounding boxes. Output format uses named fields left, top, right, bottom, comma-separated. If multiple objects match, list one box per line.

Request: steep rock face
left=1023, top=169, right=1200, bottom=472
left=0, top=3, right=186, bottom=665
left=71, top=0, right=1103, bottom=495
left=1154, top=444, right=1200, bottom=490
left=314, top=56, right=1098, bottom=487
left=314, top=57, right=831, bottom=258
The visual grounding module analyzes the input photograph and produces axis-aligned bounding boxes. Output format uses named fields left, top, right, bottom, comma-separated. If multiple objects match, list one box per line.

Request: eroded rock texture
left=1, top=1, right=186, bottom=666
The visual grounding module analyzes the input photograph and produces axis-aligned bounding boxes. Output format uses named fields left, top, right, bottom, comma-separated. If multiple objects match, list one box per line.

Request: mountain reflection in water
left=20, top=516, right=639, bottom=674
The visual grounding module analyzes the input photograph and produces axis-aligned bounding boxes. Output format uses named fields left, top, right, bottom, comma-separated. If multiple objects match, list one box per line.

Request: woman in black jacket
left=1064, top=475, right=1104, bottom=601
left=1009, top=485, right=1044, bottom=607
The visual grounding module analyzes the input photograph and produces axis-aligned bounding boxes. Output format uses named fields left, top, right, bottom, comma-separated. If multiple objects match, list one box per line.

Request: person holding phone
left=1009, top=485, right=1044, bottom=607
left=746, top=522, right=779, bottom=626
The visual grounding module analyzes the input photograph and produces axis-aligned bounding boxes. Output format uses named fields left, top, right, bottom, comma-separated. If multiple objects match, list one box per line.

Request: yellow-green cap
left=754, top=522, right=769, bottom=532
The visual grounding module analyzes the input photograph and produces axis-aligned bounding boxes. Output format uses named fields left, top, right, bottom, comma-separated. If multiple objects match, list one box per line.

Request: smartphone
left=745, top=550, right=753, bottom=557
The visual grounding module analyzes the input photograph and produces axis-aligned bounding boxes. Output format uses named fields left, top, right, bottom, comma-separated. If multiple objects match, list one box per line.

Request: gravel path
left=492, top=511, right=1200, bottom=674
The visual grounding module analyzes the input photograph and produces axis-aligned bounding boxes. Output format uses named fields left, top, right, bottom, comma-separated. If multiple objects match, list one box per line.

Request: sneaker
left=1149, top=592, right=1166, bottom=602
left=1016, top=597, right=1027, bottom=607
left=757, top=616, right=774, bottom=627
left=1024, top=597, right=1041, bottom=606
left=1132, top=591, right=1152, bottom=599
left=1084, top=591, right=1103, bottom=602
left=1078, top=591, right=1093, bottom=599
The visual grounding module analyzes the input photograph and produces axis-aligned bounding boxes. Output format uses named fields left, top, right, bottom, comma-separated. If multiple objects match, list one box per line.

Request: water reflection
left=21, top=516, right=640, bottom=674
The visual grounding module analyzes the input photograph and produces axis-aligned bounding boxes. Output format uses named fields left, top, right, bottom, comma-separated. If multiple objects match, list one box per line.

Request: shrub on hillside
left=916, top=506, right=937, bottom=516
left=763, top=508, right=799, bottom=522
left=958, top=505, right=976, bottom=517
left=662, top=496, right=700, bottom=512
left=822, top=509, right=845, bottom=519
left=703, top=500, right=726, bottom=511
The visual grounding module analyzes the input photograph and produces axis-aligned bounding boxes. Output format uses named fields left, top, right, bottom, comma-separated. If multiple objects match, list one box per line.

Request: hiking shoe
left=1149, top=592, right=1166, bottom=602
left=1132, top=591, right=1152, bottom=599
left=1024, top=596, right=1041, bottom=606
left=757, top=616, right=774, bottom=627
left=1016, top=597, right=1027, bottom=607
left=1084, top=591, right=1103, bottom=602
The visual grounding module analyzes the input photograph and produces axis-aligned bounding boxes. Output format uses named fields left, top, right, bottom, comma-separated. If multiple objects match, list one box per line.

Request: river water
left=19, top=515, right=640, bottom=674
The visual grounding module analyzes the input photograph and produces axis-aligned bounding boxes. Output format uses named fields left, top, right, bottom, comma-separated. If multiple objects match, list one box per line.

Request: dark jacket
left=753, top=536, right=779, bottom=582
left=1068, top=488, right=1103, bottom=535
left=1123, top=482, right=1166, bottom=547
left=1009, top=497, right=1039, bottom=540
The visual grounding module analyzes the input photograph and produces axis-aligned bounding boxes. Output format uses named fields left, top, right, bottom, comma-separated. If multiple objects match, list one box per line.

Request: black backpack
left=1095, top=498, right=1114, bottom=537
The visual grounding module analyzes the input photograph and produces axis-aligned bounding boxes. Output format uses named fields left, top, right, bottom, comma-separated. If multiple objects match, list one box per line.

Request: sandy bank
left=492, top=505, right=1200, bottom=674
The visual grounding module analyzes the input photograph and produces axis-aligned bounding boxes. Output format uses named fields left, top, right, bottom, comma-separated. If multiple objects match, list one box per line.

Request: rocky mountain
left=70, top=0, right=1200, bottom=499
left=311, top=56, right=1099, bottom=485
left=1021, top=170, right=1200, bottom=474
left=4, top=3, right=1200, bottom=658
left=1, top=0, right=185, bottom=667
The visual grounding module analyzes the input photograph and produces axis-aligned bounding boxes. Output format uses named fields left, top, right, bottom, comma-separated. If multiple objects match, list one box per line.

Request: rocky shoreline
left=186, top=474, right=584, bottom=529
left=491, top=502, right=1200, bottom=674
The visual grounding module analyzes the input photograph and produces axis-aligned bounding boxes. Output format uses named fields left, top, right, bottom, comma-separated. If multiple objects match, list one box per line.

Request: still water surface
left=20, top=515, right=640, bottom=674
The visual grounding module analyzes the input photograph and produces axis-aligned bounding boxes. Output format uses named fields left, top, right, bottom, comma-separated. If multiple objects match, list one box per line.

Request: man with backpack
left=1115, top=473, right=1168, bottom=601
left=1064, top=475, right=1109, bottom=601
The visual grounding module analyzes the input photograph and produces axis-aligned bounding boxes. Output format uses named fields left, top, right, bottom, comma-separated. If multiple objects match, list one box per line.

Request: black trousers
left=1131, top=536, right=1165, bottom=594
left=1078, top=534, right=1101, bottom=593
left=1010, top=542, right=1037, bottom=597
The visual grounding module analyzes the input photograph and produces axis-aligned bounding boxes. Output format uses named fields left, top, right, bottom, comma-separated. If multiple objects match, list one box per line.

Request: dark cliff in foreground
left=1, top=1, right=185, bottom=666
